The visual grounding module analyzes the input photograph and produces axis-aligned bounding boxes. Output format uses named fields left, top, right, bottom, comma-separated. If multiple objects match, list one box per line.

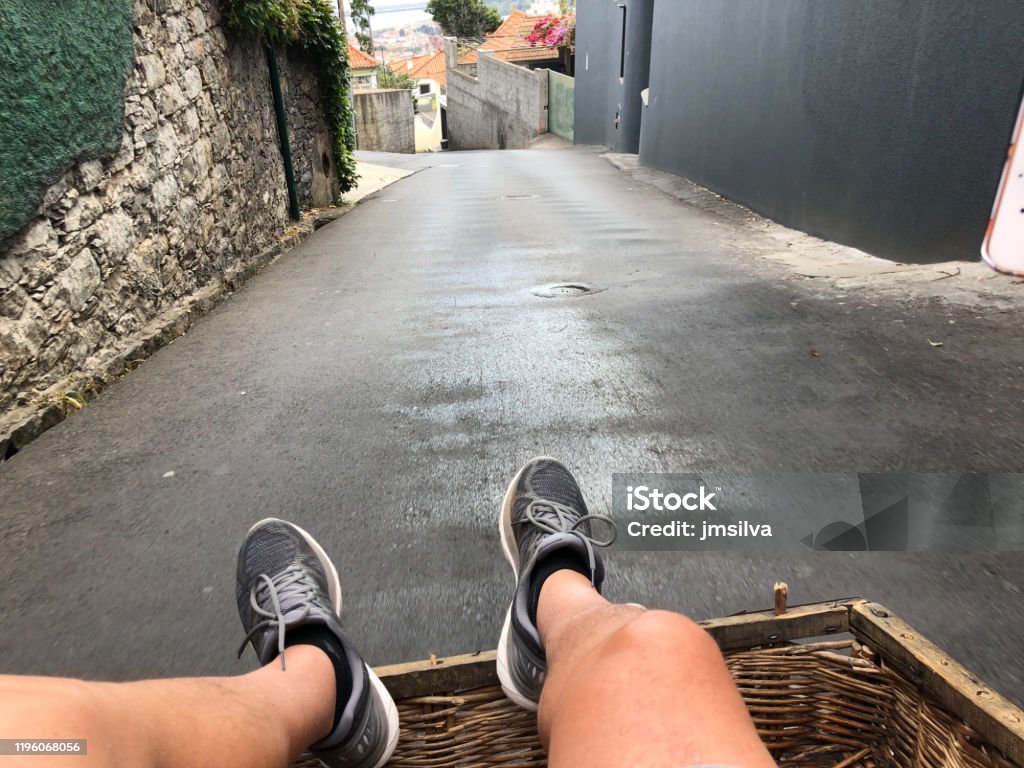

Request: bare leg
left=0, top=645, right=334, bottom=768
left=536, top=570, right=776, bottom=768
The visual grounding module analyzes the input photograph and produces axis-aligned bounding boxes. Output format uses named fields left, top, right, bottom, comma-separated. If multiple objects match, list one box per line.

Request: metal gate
left=547, top=70, right=575, bottom=143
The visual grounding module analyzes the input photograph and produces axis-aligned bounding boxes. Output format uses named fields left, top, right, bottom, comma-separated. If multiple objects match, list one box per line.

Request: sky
left=338, top=0, right=561, bottom=32
left=339, top=0, right=433, bottom=32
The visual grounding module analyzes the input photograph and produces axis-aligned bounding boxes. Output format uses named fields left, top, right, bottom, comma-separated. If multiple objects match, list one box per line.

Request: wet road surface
left=1, top=147, right=1022, bottom=705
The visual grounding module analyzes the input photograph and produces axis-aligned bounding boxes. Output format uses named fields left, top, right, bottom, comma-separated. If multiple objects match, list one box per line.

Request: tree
left=491, top=0, right=530, bottom=13
left=377, top=67, right=417, bottom=90
left=349, top=0, right=375, bottom=54
left=426, top=0, right=501, bottom=39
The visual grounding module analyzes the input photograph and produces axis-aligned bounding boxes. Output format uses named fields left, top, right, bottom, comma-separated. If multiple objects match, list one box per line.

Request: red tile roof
left=389, top=53, right=432, bottom=74
left=478, top=10, right=560, bottom=62
left=489, top=9, right=535, bottom=38
left=347, top=43, right=379, bottom=70
left=415, top=51, right=448, bottom=78
left=389, top=50, right=448, bottom=86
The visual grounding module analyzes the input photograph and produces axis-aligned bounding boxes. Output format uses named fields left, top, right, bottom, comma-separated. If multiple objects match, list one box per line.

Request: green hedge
left=0, top=0, right=134, bottom=246
left=0, top=1, right=358, bottom=249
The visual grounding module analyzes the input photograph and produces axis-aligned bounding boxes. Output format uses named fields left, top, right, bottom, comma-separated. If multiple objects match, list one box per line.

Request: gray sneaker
left=236, top=518, right=399, bottom=768
left=496, top=458, right=616, bottom=710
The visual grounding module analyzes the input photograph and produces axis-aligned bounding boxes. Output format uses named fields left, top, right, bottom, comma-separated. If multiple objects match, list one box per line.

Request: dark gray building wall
left=637, top=1, right=1024, bottom=264
left=354, top=89, right=415, bottom=154
left=574, top=0, right=653, bottom=153
left=444, top=42, right=548, bottom=151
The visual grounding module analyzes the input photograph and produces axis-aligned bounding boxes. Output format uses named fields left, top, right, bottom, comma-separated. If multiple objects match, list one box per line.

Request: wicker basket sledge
left=296, top=597, right=1024, bottom=768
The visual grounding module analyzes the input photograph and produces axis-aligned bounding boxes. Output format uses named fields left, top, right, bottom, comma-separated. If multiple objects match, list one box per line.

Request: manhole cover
left=532, top=283, right=603, bottom=298
left=500, top=194, right=539, bottom=200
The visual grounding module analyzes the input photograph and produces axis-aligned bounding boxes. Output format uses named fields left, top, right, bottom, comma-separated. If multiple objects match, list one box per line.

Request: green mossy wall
left=0, top=0, right=134, bottom=246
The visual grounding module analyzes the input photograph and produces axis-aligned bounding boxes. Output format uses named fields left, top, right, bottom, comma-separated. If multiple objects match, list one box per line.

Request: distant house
left=384, top=11, right=568, bottom=151
left=477, top=10, right=563, bottom=70
left=387, top=51, right=449, bottom=152
left=348, top=43, right=380, bottom=91
left=389, top=50, right=448, bottom=95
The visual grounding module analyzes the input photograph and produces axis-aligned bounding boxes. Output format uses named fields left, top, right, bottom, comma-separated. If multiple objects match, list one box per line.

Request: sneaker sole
left=249, top=519, right=400, bottom=768
left=366, top=665, right=401, bottom=768
left=496, top=457, right=559, bottom=712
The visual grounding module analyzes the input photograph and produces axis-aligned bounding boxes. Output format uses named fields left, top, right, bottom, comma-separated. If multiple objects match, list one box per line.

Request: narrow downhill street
left=1, top=147, right=1022, bottom=704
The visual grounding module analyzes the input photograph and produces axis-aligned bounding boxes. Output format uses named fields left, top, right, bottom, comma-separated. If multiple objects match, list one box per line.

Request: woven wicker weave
left=294, top=639, right=1019, bottom=768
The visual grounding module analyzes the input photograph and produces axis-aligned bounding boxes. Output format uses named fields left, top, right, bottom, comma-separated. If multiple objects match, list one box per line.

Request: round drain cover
left=532, top=283, right=603, bottom=298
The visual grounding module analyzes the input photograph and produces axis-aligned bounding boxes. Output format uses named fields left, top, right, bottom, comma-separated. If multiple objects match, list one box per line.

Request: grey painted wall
left=445, top=42, right=548, bottom=150
left=354, top=90, right=415, bottom=154
left=575, top=0, right=653, bottom=153
left=635, top=1, right=1024, bottom=264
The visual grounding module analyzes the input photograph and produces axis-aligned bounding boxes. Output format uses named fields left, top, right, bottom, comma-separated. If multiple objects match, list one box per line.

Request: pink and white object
left=982, top=94, right=1024, bottom=275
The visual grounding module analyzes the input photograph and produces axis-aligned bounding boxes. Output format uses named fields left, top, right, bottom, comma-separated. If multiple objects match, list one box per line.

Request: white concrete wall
left=414, top=111, right=442, bottom=152
left=354, top=89, right=415, bottom=154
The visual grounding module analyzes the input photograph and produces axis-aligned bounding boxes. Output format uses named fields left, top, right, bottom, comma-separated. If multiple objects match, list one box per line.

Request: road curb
left=0, top=206, right=349, bottom=463
left=602, top=153, right=1024, bottom=308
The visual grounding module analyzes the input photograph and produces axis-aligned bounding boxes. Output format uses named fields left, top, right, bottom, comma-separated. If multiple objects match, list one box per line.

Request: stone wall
left=280, top=46, right=340, bottom=209
left=354, top=89, right=415, bottom=154
left=0, top=0, right=338, bottom=433
left=444, top=41, right=548, bottom=150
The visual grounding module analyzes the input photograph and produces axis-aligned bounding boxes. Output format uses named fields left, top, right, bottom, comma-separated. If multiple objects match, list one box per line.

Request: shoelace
left=237, top=564, right=319, bottom=670
left=519, top=499, right=618, bottom=585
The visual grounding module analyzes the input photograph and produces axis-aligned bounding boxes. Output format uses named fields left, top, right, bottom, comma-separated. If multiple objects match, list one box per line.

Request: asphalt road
left=1, top=147, right=1022, bottom=707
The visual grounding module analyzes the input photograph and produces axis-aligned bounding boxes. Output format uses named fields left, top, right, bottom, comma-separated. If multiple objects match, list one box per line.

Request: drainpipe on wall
left=264, top=42, right=301, bottom=221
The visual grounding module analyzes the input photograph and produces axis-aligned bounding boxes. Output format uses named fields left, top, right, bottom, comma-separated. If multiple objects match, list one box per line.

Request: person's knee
left=608, top=609, right=722, bottom=664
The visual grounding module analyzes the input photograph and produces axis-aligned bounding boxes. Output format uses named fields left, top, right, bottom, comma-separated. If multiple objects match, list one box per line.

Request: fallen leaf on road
left=809, top=348, right=820, bottom=357
left=928, top=340, right=944, bottom=347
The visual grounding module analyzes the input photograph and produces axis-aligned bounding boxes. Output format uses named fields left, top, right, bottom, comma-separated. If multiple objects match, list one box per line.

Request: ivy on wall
left=220, top=0, right=359, bottom=193
left=0, top=0, right=134, bottom=247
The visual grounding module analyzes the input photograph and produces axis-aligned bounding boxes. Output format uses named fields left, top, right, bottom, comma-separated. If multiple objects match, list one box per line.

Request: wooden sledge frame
left=374, top=598, right=1024, bottom=765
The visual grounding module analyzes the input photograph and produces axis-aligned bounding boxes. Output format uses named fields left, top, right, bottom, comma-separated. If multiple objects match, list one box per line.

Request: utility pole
left=367, top=12, right=375, bottom=59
